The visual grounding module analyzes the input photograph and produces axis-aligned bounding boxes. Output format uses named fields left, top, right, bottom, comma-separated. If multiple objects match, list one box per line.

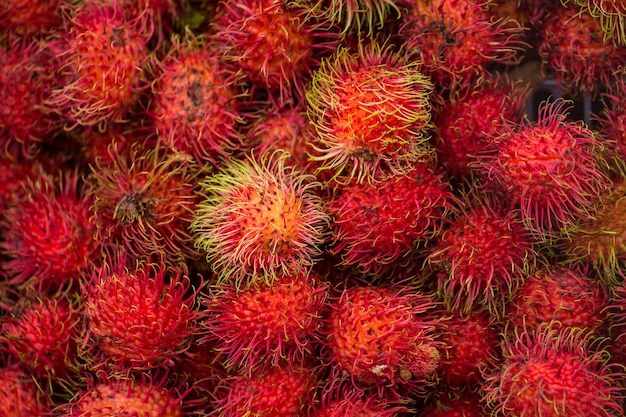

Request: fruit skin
left=427, top=192, right=537, bottom=316
left=1, top=291, right=80, bottom=380
left=420, top=389, right=489, bottom=417
left=0, top=169, right=99, bottom=291
left=150, top=31, right=246, bottom=165
left=191, top=150, right=330, bottom=284
left=47, top=0, right=151, bottom=130
left=81, top=253, right=199, bottom=372
left=566, top=0, right=626, bottom=45
left=482, top=323, right=624, bottom=417
left=212, top=361, right=317, bottom=417
left=311, top=382, right=407, bottom=416
left=325, top=161, right=453, bottom=276
left=0, top=0, right=63, bottom=35
left=0, top=362, right=49, bottom=416
left=202, top=270, right=328, bottom=372
left=506, top=265, right=609, bottom=333
left=320, top=284, right=441, bottom=394
left=539, top=5, right=626, bottom=96
left=306, top=41, right=434, bottom=184
left=87, top=144, right=202, bottom=264
left=63, top=376, right=184, bottom=417
left=478, top=98, right=608, bottom=240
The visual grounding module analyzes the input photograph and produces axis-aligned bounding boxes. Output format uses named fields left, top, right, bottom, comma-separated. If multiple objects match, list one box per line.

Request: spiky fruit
left=0, top=170, right=99, bottom=290
left=595, top=77, right=626, bottom=173
left=312, top=384, right=407, bottom=416
left=48, top=1, right=151, bottom=129
left=563, top=179, right=626, bottom=283
left=0, top=363, right=49, bottom=416
left=2, top=292, right=80, bottom=379
left=325, top=161, right=453, bottom=276
left=81, top=254, right=199, bottom=371
left=294, top=0, right=400, bottom=36
left=437, top=309, right=501, bottom=387
left=211, top=0, right=335, bottom=105
left=203, top=270, right=327, bottom=372
left=306, top=42, right=434, bottom=184
left=400, top=0, right=526, bottom=84
left=507, top=265, right=608, bottom=333
left=150, top=31, right=246, bottom=165
left=213, top=361, right=317, bottom=417
left=431, top=75, right=527, bottom=179
left=539, top=5, right=626, bottom=96
left=0, top=0, right=63, bottom=35
left=0, top=37, right=59, bottom=155
left=191, top=150, right=330, bottom=283
left=482, top=324, right=624, bottom=417
left=427, top=193, right=536, bottom=316
left=321, top=284, right=441, bottom=393
left=478, top=99, right=608, bottom=240
left=87, top=144, right=201, bottom=263
left=421, top=390, right=489, bottom=417
left=64, top=377, right=184, bottom=417
left=567, top=0, right=626, bottom=44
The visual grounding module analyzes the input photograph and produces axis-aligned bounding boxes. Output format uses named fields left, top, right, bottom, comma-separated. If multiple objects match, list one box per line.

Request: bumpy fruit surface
left=0, top=363, right=49, bottom=416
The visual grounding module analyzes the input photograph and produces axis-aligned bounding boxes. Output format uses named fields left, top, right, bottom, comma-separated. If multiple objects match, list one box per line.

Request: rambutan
left=211, top=0, right=337, bottom=105
left=0, top=36, right=59, bottom=156
left=320, top=283, right=441, bottom=393
left=539, top=5, right=626, bottom=96
left=325, top=161, right=453, bottom=276
left=191, top=150, right=330, bottom=283
left=81, top=253, right=200, bottom=372
left=567, top=0, right=626, bottom=44
left=477, top=98, right=608, bottom=240
left=87, top=144, right=201, bottom=263
left=311, top=382, right=407, bottom=416
left=420, top=389, right=489, bottom=417
left=202, top=270, right=328, bottom=372
left=150, top=31, right=246, bottom=165
left=506, top=265, right=609, bottom=333
left=212, top=361, right=317, bottom=417
left=0, top=0, right=63, bottom=35
left=399, top=0, right=527, bottom=84
left=0, top=362, right=49, bottom=416
left=0, top=169, right=99, bottom=290
left=47, top=1, right=152, bottom=130
left=427, top=192, right=537, bottom=316
left=305, top=41, right=434, bottom=184
left=1, top=291, right=80, bottom=379
left=482, top=323, right=624, bottom=416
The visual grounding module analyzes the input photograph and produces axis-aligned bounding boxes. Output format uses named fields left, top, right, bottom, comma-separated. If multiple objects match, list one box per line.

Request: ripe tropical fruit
left=566, top=0, right=626, bottom=44
left=305, top=41, right=434, bottom=184
left=477, top=98, right=608, bottom=240
left=482, top=323, right=624, bottom=416
left=321, top=284, right=441, bottom=394
left=0, top=362, right=49, bottom=416
left=191, top=150, right=330, bottom=284
left=325, top=161, right=453, bottom=276
left=311, top=383, right=407, bottom=416
left=0, top=0, right=63, bottom=35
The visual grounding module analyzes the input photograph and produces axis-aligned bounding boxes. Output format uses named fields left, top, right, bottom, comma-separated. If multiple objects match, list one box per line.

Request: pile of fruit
left=2, top=0, right=626, bottom=415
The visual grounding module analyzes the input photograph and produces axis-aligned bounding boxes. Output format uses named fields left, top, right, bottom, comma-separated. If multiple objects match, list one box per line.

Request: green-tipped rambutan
left=191, top=150, right=330, bottom=284
left=567, top=0, right=626, bottom=44
left=0, top=362, right=50, bottom=416
left=305, top=41, right=434, bottom=184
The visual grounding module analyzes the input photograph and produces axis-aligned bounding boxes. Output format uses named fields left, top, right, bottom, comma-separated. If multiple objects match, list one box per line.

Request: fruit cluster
left=2, top=0, right=626, bottom=415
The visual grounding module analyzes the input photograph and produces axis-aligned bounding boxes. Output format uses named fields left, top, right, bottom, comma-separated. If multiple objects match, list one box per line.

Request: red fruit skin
left=0, top=37, right=59, bottom=156
left=437, top=309, right=501, bottom=387
left=0, top=0, right=63, bottom=35
left=0, top=363, right=49, bottom=416
left=431, top=75, right=527, bottom=179
left=325, top=162, right=453, bottom=276
left=482, top=324, right=624, bottom=417
left=306, top=42, right=434, bottom=184
left=311, top=383, right=407, bottom=417
left=150, top=32, right=246, bottom=165
left=569, top=0, right=626, bottom=44
left=507, top=265, right=609, bottom=334
left=203, top=271, right=328, bottom=372
left=214, top=362, right=317, bottom=417
left=420, top=391, right=489, bottom=417
left=479, top=98, right=608, bottom=240
left=594, top=78, right=626, bottom=173
left=0, top=170, right=99, bottom=290
left=211, top=0, right=337, bottom=105
left=48, top=1, right=151, bottom=130
left=539, top=5, right=626, bottom=96
left=321, top=284, right=441, bottom=394
left=400, top=0, right=526, bottom=84
left=87, top=144, right=201, bottom=263
left=82, top=255, right=199, bottom=372
left=428, top=195, right=536, bottom=316
left=2, top=293, right=80, bottom=379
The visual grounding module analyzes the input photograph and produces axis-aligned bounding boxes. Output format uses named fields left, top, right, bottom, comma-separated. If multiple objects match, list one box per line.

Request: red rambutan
left=191, top=150, right=330, bottom=283
left=567, top=0, right=626, bottom=44
left=311, top=382, right=407, bottom=416
left=305, top=41, right=434, bottom=184
left=420, top=389, right=490, bottom=417
left=0, top=0, right=63, bottom=35
left=0, top=362, right=49, bottom=416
